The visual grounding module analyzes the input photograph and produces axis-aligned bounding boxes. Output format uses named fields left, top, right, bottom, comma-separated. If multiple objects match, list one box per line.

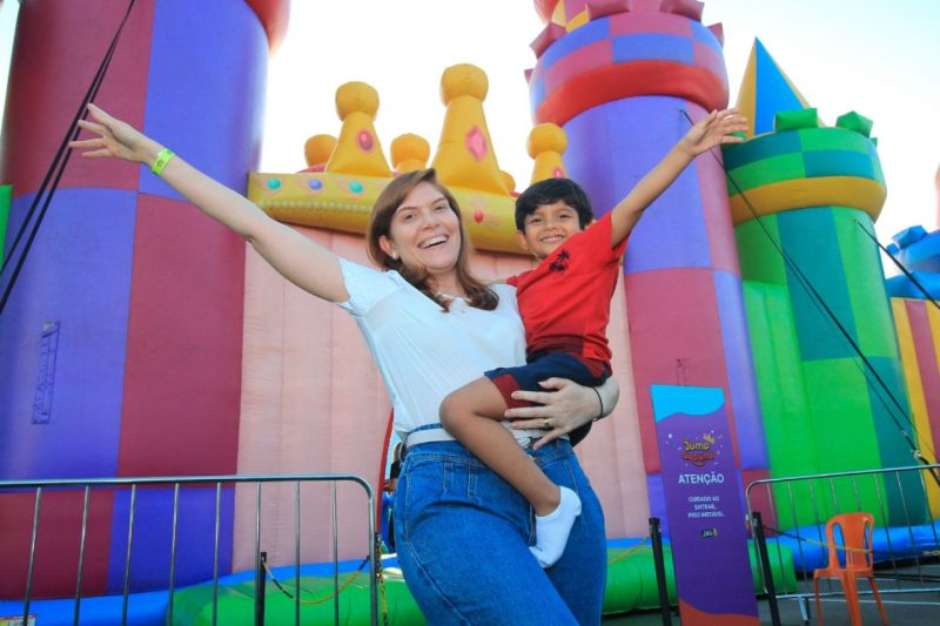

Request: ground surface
left=602, top=563, right=940, bottom=625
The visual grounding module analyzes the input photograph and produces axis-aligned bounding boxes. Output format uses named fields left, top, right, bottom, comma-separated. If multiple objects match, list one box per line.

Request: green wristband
left=150, top=148, right=175, bottom=176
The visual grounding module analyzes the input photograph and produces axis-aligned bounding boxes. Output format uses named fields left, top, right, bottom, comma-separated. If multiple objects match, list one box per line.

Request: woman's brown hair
left=367, top=168, right=498, bottom=311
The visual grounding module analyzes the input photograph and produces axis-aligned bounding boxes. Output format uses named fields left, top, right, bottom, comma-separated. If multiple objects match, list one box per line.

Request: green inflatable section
left=777, top=208, right=859, bottom=361
left=742, top=280, right=819, bottom=528
left=736, top=205, right=925, bottom=528
left=170, top=545, right=798, bottom=625
left=170, top=568, right=423, bottom=626
left=0, top=184, right=10, bottom=266
left=722, top=119, right=884, bottom=192
left=801, top=357, right=886, bottom=523
left=602, top=543, right=798, bottom=615
left=832, top=211, right=899, bottom=357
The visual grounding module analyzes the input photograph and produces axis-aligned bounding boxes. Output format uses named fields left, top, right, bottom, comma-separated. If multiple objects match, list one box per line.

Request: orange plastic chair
left=813, top=512, right=889, bottom=626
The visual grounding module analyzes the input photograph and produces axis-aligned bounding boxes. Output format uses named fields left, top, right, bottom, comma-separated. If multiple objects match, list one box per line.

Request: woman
left=71, top=104, right=617, bottom=625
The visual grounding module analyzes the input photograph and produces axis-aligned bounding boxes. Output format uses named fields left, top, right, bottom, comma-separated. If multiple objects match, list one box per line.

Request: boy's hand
left=677, top=108, right=748, bottom=157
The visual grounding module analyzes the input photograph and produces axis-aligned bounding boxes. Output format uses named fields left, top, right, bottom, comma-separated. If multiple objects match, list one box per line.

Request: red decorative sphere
left=357, top=130, right=374, bottom=151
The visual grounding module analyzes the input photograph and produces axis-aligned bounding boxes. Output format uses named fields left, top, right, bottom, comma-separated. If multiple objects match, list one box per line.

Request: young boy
left=439, top=109, right=746, bottom=567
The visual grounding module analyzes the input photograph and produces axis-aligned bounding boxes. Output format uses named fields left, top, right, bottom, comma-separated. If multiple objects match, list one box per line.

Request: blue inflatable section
left=0, top=557, right=373, bottom=626
left=885, top=225, right=940, bottom=299
left=764, top=519, right=940, bottom=572
left=897, top=229, right=940, bottom=274
left=886, top=273, right=940, bottom=300
left=0, top=590, right=169, bottom=626
left=754, top=39, right=805, bottom=135
left=7, top=521, right=939, bottom=624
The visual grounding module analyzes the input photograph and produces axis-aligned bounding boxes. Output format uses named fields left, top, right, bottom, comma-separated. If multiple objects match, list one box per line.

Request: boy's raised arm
left=608, top=109, right=747, bottom=247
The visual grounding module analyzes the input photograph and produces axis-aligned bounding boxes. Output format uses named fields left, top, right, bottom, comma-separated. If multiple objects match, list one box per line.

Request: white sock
left=529, top=486, right=581, bottom=568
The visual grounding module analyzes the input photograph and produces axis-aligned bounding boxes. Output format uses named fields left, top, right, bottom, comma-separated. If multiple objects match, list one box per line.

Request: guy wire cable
left=0, top=0, right=137, bottom=316
left=677, top=109, right=937, bottom=471
left=0, top=0, right=135, bottom=278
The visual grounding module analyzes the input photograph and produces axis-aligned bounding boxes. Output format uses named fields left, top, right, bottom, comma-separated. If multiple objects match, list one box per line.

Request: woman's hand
left=504, top=377, right=605, bottom=449
left=69, top=103, right=161, bottom=164
left=677, top=108, right=747, bottom=157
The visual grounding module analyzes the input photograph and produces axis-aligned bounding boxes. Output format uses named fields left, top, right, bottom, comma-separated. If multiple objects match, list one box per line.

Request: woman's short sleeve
left=337, top=258, right=401, bottom=316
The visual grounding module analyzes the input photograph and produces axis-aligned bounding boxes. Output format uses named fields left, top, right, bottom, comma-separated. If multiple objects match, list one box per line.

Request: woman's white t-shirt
left=337, top=258, right=536, bottom=443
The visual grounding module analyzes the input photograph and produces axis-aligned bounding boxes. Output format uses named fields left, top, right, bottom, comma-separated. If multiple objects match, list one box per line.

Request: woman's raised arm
left=70, top=104, right=349, bottom=303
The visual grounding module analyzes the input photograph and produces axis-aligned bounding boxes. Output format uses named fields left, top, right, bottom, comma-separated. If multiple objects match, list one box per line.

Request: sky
left=0, top=1, right=16, bottom=119
left=258, top=0, right=940, bottom=242
left=1, top=1, right=938, bottom=241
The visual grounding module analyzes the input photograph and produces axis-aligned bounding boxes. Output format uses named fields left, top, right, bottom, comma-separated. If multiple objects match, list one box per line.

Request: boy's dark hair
left=514, top=177, right=594, bottom=232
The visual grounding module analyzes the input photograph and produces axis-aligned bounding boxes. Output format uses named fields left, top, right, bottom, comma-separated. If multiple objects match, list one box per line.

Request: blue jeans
left=393, top=439, right=607, bottom=625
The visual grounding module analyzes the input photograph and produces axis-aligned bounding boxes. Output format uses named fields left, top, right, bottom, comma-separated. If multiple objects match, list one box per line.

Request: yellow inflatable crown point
left=304, top=134, right=337, bottom=168
left=528, top=123, right=568, bottom=184
left=440, top=64, right=488, bottom=105
left=391, top=133, right=431, bottom=173
left=326, top=81, right=392, bottom=177
left=527, top=123, right=567, bottom=159
left=500, top=170, right=517, bottom=194
left=432, top=64, right=508, bottom=196
left=335, top=81, right=380, bottom=121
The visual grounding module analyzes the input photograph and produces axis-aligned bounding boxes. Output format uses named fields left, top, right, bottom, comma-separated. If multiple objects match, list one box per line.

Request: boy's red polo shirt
left=507, top=213, right=627, bottom=366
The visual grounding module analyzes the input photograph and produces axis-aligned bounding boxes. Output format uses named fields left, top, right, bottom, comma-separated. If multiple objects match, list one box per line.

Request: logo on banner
left=681, top=432, right=717, bottom=466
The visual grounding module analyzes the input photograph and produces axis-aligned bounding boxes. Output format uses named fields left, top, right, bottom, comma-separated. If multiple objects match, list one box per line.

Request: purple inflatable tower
left=0, top=0, right=288, bottom=597
left=527, top=0, right=769, bottom=523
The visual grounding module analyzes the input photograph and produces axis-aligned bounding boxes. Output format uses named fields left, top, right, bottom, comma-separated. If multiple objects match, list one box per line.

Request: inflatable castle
left=1, top=0, right=938, bottom=623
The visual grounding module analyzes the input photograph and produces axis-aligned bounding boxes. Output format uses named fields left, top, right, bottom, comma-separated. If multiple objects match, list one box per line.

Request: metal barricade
left=746, top=463, right=940, bottom=624
left=0, top=473, right=377, bottom=626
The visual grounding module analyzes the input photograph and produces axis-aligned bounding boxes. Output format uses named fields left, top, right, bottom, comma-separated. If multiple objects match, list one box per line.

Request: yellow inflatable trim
left=248, top=172, right=526, bottom=255
left=730, top=176, right=886, bottom=225
left=891, top=298, right=940, bottom=517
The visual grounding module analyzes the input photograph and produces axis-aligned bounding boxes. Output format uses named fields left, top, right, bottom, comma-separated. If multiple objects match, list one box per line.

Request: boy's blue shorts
left=485, top=351, right=610, bottom=446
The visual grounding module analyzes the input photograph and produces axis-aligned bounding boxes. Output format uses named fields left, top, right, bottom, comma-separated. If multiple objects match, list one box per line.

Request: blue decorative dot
left=308, top=179, right=323, bottom=191
left=348, top=181, right=364, bottom=194
left=267, top=178, right=282, bottom=190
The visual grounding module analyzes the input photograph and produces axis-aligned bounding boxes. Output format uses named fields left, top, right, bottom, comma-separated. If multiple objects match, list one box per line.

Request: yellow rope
left=377, top=536, right=392, bottom=626
left=606, top=537, right=651, bottom=565
left=255, top=558, right=368, bottom=606
left=764, top=526, right=875, bottom=555
left=219, top=553, right=399, bottom=616
left=219, top=570, right=364, bottom=605
left=378, top=564, right=391, bottom=626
